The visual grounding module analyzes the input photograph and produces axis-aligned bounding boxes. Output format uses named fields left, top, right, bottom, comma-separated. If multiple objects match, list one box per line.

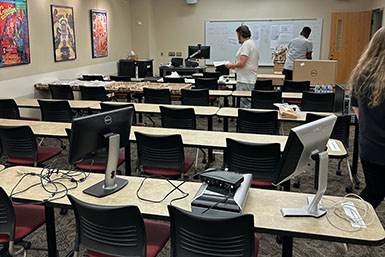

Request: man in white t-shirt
left=283, top=27, right=313, bottom=80
left=226, top=25, right=259, bottom=108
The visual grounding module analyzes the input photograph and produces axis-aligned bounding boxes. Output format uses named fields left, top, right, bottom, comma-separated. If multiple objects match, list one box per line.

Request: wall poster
left=91, top=9, right=107, bottom=58
left=0, top=0, right=30, bottom=67
left=51, top=5, right=76, bottom=62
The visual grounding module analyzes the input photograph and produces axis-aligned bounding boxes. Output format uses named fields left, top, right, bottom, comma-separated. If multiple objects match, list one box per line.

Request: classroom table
left=14, top=98, right=101, bottom=110
left=0, top=119, right=347, bottom=176
left=216, top=107, right=335, bottom=132
left=192, top=73, right=286, bottom=86
left=0, top=166, right=383, bottom=257
left=232, top=90, right=303, bottom=99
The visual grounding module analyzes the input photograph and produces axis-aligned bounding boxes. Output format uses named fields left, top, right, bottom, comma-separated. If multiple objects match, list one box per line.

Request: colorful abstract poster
left=0, top=0, right=30, bottom=67
left=91, top=9, right=107, bottom=58
left=51, top=5, right=76, bottom=62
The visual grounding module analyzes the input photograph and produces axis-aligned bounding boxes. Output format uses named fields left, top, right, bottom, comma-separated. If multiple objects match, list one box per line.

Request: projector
left=200, top=170, right=244, bottom=189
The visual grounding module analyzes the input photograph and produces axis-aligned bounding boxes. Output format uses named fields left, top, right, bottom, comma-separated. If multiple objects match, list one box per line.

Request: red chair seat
left=0, top=204, right=45, bottom=243
left=254, top=233, right=259, bottom=257
left=283, top=99, right=302, bottom=105
left=143, top=156, right=195, bottom=177
left=171, top=95, right=182, bottom=99
left=87, top=219, right=170, bottom=257
left=8, top=146, right=62, bottom=165
left=76, top=151, right=125, bottom=171
left=20, top=117, right=40, bottom=121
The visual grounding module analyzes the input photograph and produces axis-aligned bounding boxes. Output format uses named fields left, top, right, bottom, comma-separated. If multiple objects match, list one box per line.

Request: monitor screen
left=188, top=45, right=210, bottom=59
left=273, top=115, right=337, bottom=185
left=68, top=106, right=134, bottom=164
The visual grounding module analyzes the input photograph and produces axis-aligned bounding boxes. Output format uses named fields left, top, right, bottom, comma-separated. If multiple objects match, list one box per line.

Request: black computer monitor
left=69, top=106, right=134, bottom=197
left=273, top=115, right=337, bottom=217
left=188, top=45, right=210, bottom=59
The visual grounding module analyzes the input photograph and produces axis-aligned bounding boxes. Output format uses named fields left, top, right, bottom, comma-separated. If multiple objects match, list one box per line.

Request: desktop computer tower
left=118, top=59, right=153, bottom=78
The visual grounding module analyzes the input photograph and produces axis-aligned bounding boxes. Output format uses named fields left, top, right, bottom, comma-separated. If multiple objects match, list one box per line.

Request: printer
left=191, top=171, right=252, bottom=217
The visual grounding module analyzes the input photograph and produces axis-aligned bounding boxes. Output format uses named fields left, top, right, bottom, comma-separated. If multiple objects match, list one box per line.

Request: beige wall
left=131, top=0, right=381, bottom=74
left=0, top=0, right=131, bottom=97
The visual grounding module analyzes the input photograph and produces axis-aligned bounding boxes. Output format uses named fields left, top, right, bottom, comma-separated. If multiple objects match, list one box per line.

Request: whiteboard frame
left=204, top=18, right=323, bottom=66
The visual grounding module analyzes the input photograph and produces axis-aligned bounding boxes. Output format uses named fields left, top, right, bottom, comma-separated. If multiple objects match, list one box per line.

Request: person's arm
left=352, top=106, right=359, bottom=119
left=225, top=55, right=248, bottom=69
left=306, top=52, right=312, bottom=60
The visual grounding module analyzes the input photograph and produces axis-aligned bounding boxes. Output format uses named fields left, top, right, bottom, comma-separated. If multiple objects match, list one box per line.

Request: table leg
left=45, top=206, right=58, bottom=257
left=351, top=120, right=360, bottom=189
left=236, top=97, right=240, bottom=108
left=224, top=96, right=229, bottom=107
left=282, top=236, right=293, bottom=257
left=223, top=117, right=229, bottom=132
left=125, top=143, right=131, bottom=176
left=208, top=117, right=213, bottom=131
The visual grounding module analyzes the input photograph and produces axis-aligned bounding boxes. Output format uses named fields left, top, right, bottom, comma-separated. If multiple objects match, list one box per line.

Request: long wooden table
left=0, top=166, right=383, bottom=257
left=216, top=107, right=335, bottom=131
left=232, top=90, right=303, bottom=99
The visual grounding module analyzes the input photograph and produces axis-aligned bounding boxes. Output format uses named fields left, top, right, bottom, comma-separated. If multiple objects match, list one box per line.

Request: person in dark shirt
left=349, top=27, right=385, bottom=209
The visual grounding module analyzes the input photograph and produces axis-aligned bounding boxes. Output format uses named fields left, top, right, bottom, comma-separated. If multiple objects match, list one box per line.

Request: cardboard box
left=274, top=63, right=284, bottom=73
left=293, top=60, right=338, bottom=85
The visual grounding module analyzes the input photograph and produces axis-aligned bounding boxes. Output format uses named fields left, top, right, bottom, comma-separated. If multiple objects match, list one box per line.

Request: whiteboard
left=205, top=18, right=323, bottom=66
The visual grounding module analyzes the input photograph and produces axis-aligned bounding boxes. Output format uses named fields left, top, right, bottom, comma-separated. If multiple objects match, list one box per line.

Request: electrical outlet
left=160, top=52, right=163, bottom=56
left=176, top=52, right=182, bottom=57
left=168, top=52, right=175, bottom=57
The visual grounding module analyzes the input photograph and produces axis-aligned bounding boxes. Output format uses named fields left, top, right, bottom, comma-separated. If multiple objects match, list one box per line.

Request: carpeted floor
left=6, top=114, right=385, bottom=257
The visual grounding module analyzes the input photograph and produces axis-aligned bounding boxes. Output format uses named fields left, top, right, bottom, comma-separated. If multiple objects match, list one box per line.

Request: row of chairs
left=0, top=187, right=259, bottom=257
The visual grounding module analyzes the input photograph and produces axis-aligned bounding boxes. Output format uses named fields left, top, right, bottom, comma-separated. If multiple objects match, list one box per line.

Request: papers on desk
left=185, top=78, right=195, bottom=84
left=342, top=201, right=367, bottom=228
left=328, top=140, right=342, bottom=152
left=81, top=81, right=115, bottom=87
left=213, top=61, right=230, bottom=67
left=274, top=103, right=300, bottom=118
left=165, top=71, right=181, bottom=78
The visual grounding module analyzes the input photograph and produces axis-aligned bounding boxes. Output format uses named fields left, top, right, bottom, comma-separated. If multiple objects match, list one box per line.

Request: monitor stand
left=281, top=150, right=328, bottom=218
left=83, top=133, right=128, bottom=197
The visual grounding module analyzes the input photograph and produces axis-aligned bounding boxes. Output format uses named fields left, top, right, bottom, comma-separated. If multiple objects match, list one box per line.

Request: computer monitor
left=273, top=115, right=337, bottom=217
left=68, top=106, right=134, bottom=197
left=188, top=44, right=210, bottom=59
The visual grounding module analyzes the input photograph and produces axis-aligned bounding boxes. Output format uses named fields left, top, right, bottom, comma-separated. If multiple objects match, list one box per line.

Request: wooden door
left=329, top=12, right=372, bottom=83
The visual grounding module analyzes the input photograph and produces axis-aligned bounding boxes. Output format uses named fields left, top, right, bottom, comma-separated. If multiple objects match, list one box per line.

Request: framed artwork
left=50, top=5, right=76, bottom=62
left=90, top=9, right=107, bottom=58
left=0, top=0, right=30, bottom=67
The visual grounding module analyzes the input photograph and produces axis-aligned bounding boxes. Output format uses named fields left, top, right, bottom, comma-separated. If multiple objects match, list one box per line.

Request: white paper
left=328, top=140, right=342, bottom=152
left=213, top=61, right=230, bottom=67
left=280, top=24, right=294, bottom=33
left=342, top=201, right=367, bottom=228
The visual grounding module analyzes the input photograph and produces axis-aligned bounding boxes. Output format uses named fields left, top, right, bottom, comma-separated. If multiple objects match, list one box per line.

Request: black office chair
left=251, top=90, right=282, bottom=110
left=226, top=138, right=281, bottom=189
left=0, top=187, right=46, bottom=257
left=0, top=125, right=63, bottom=167
left=163, top=77, right=185, bottom=83
left=181, top=88, right=209, bottom=106
left=160, top=106, right=207, bottom=166
left=109, top=75, right=131, bottom=82
left=168, top=205, right=259, bottom=257
left=306, top=113, right=351, bottom=176
left=301, top=91, right=335, bottom=112
left=237, top=109, right=279, bottom=135
left=80, top=86, right=110, bottom=101
left=38, top=100, right=73, bottom=123
left=194, top=77, right=218, bottom=90
left=143, top=88, right=171, bottom=104
left=254, top=79, right=274, bottom=90
left=0, top=99, right=21, bottom=119
left=82, top=75, right=104, bottom=81
left=203, top=71, right=221, bottom=79
left=67, top=195, right=170, bottom=257
left=49, top=84, right=74, bottom=100
left=135, top=132, right=195, bottom=179
left=282, top=80, right=310, bottom=92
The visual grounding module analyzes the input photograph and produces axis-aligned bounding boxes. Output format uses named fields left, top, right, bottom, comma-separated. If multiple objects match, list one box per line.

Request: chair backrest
left=168, top=205, right=256, bottom=257
left=67, top=195, right=147, bottom=257
left=181, top=89, right=209, bottom=106
left=306, top=113, right=351, bottom=147
left=163, top=77, right=185, bottom=83
left=0, top=125, right=37, bottom=162
left=143, top=88, right=171, bottom=104
left=82, top=75, right=104, bottom=81
left=135, top=132, right=185, bottom=172
left=226, top=138, right=281, bottom=182
left=160, top=106, right=196, bottom=130
left=251, top=90, right=282, bottom=110
left=0, top=187, right=16, bottom=242
left=80, top=86, right=109, bottom=101
left=237, top=109, right=279, bottom=135
left=38, top=100, right=73, bottom=123
left=301, top=91, right=335, bottom=112
left=283, top=80, right=310, bottom=92
left=109, top=75, right=131, bottom=82
left=49, top=84, right=74, bottom=100
left=254, top=80, right=273, bottom=90
left=0, top=99, right=20, bottom=119
left=100, top=103, right=138, bottom=125
left=195, top=77, right=218, bottom=90
left=203, top=71, right=221, bottom=79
